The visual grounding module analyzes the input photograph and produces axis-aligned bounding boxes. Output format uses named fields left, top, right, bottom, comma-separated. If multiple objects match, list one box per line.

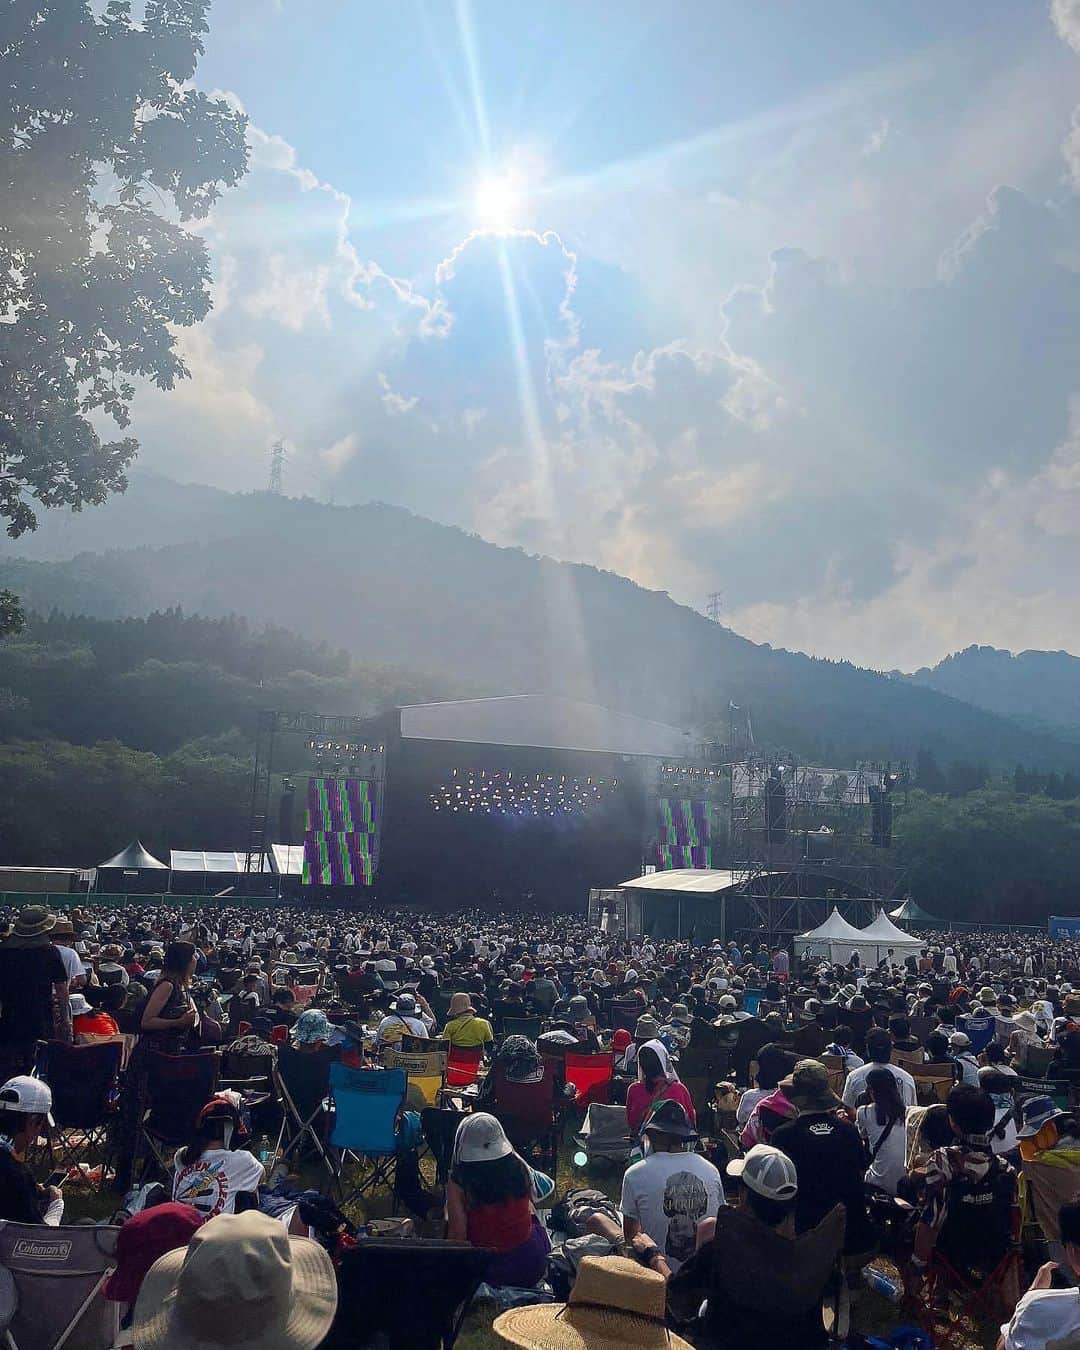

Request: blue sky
left=118, top=0, right=1080, bottom=669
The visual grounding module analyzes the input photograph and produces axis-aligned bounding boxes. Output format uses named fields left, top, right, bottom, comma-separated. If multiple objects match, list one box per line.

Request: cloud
left=860, top=118, right=890, bottom=157
left=1052, top=0, right=1080, bottom=52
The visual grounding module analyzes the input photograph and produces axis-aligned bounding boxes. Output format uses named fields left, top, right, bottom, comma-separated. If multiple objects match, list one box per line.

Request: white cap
left=727, top=1144, right=798, bottom=1201
left=0, top=1076, right=53, bottom=1123
left=949, top=1031, right=972, bottom=1049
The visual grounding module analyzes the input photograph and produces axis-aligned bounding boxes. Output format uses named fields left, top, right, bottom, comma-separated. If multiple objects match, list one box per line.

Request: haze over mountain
left=3, top=474, right=1079, bottom=775
left=909, top=646, right=1080, bottom=741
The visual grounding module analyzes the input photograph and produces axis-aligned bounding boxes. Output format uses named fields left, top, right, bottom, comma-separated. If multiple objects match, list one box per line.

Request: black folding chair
left=35, top=1039, right=122, bottom=1187
left=324, top=1239, right=493, bottom=1350
left=135, top=1049, right=220, bottom=1180
left=273, top=1044, right=338, bottom=1185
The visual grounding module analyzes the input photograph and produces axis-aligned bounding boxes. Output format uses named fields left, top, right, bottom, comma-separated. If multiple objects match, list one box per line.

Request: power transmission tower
left=706, top=591, right=724, bottom=623
left=268, top=440, right=287, bottom=495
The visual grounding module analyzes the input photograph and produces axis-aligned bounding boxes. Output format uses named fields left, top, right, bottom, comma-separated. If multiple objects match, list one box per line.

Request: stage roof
left=619, top=869, right=749, bottom=895
left=170, top=850, right=264, bottom=874
left=399, top=695, right=692, bottom=759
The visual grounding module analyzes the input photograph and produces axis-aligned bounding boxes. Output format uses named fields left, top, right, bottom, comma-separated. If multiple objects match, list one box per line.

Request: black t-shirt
left=772, top=1112, right=872, bottom=1251
left=0, top=1150, right=46, bottom=1224
left=0, top=942, right=67, bottom=1045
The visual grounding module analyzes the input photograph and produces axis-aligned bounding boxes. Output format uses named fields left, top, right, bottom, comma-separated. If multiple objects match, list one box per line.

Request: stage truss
left=727, top=753, right=909, bottom=939
left=243, top=710, right=386, bottom=890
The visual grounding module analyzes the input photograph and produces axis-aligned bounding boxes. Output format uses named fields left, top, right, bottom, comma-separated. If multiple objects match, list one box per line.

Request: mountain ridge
left=3, top=474, right=1079, bottom=772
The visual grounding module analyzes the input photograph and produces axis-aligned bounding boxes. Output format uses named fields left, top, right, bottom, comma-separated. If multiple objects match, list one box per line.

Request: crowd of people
left=2, top=900, right=1080, bottom=1347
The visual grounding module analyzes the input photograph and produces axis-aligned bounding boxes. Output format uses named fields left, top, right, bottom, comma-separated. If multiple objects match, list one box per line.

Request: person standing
left=0, top=906, right=70, bottom=1077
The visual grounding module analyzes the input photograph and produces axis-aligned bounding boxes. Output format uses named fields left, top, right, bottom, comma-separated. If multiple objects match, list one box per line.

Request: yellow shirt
left=442, top=1013, right=494, bottom=1048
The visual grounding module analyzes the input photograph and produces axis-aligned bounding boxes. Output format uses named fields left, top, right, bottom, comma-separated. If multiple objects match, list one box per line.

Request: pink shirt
left=626, top=1079, right=697, bottom=1136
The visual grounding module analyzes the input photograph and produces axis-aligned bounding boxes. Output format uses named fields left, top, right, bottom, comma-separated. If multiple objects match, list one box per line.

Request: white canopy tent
left=795, top=907, right=879, bottom=967
left=859, top=910, right=925, bottom=962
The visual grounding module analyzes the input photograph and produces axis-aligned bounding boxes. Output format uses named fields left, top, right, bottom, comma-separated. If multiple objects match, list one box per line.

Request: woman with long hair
left=856, top=1066, right=907, bottom=1195
left=446, top=1113, right=553, bottom=1287
left=172, top=1092, right=264, bottom=1220
left=115, top=942, right=201, bottom=1192
left=625, top=1039, right=696, bottom=1138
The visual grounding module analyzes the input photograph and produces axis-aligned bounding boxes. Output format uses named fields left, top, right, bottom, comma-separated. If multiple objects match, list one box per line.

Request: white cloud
left=1052, top=0, right=1080, bottom=52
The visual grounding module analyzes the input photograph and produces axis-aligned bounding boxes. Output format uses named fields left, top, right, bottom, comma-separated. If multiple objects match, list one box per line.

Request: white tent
left=795, top=907, right=878, bottom=967
left=859, top=909, right=925, bottom=962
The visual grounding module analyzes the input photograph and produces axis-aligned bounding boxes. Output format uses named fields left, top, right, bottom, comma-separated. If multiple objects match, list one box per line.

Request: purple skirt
left=483, top=1215, right=551, bottom=1287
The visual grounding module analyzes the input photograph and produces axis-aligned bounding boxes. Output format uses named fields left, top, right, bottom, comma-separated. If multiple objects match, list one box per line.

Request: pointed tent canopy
left=97, top=839, right=167, bottom=871
left=795, top=906, right=878, bottom=967
left=889, top=898, right=940, bottom=925
left=798, top=907, right=866, bottom=943
left=862, top=910, right=923, bottom=946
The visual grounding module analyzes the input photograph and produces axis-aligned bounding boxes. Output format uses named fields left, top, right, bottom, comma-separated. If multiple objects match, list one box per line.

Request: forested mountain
left=909, top=646, right=1080, bottom=740
left=0, top=611, right=462, bottom=866
left=2, top=476, right=1079, bottom=774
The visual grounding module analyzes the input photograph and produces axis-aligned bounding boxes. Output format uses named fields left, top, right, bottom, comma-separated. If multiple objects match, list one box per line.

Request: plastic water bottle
left=256, top=1134, right=273, bottom=1166
left=862, top=1265, right=902, bottom=1302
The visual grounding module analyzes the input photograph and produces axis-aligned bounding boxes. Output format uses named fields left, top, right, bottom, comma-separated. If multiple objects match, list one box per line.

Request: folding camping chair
left=273, top=1044, right=338, bottom=1185
left=135, top=1049, right=220, bottom=1180
left=487, top=1058, right=560, bottom=1173
left=500, top=1017, right=542, bottom=1043
left=728, top=1018, right=772, bottom=1087
left=384, top=1047, right=447, bottom=1110
left=324, top=1239, right=492, bottom=1350
left=563, top=1051, right=615, bottom=1108
left=916, top=1162, right=1022, bottom=1349
left=573, top=1102, right=631, bottom=1166
left=912, top=1062, right=956, bottom=1105
left=0, top=1220, right=122, bottom=1350
left=328, top=1064, right=407, bottom=1210
left=444, top=1046, right=483, bottom=1092
left=35, top=1039, right=122, bottom=1186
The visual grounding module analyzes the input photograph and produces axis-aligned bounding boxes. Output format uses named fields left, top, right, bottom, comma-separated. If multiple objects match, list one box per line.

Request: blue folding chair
left=328, top=1063, right=407, bottom=1210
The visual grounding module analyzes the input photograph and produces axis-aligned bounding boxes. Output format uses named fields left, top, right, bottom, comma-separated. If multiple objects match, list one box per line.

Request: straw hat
left=134, top=1211, right=336, bottom=1350
left=493, top=1255, right=692, bottom=1349
left=4, top=905, right=56, bottom=947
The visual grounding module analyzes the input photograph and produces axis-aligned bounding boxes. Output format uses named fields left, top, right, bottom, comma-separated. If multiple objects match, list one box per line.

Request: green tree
left=0, top=1, right=247, bottom=537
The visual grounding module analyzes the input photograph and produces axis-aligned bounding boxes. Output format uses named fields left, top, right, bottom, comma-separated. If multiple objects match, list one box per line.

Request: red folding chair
left=445, top=1045, right=483, bottom=1089
left=564, top=1051, right=615, bottom=1107
left=489, top=1060, right=560, bottom=1173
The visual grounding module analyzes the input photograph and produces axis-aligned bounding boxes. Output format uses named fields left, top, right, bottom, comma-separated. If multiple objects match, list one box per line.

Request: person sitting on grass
left=446, top=1112, right=554, bottom=1288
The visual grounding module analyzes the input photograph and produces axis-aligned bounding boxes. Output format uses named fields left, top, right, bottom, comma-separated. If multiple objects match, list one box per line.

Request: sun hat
left=977, top=987, right=998, bottom=1006
left=633, top=1015, right=660, bottom=1041
left=133, top=1210, right=336, bottom=1350
left=68, top=993, right=93, bottom=1017
left=669, top=1002, right=692, bottom=1025
left=948, top=1031, right=972, bottom=1050
left=493, top=1254, right=692, bottom=1350
left=1018, top=1095, right=1069, bottom=1138
left=0, top=1076, right=53, bottom=1124
left=447, top=992, right=475, bottom=1018
left=104, top=1202, right=204, bottom=1304
left=779, top=1059, right=842, bottom=1112
left=4, top=905, right=57, bottom=946
left=292, top=1009, right=331, bottom=1045
left=51, top=916, right=75, bottom=937
left=1014, top=1011, right=1038, bottom=1033
left=642, top=1098, right=698, bottom=1141
left=727, top=1143, right=799, bottom=1201
left=453, top=1112, right=514, bottom=1165
left=391, top=992, right=418, bottom=1014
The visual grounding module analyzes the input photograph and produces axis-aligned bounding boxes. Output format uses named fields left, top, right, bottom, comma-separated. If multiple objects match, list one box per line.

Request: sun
left=473, top=173, right=521, bottom=227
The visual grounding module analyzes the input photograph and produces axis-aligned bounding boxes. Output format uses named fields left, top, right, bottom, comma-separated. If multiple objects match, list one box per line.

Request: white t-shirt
left=54, top=944, right=85, bottom=986
left=620, top=1150, right=725, bottom=1273
left=856, top=1105, right=907, bottom=1195
left=1001, top=1286, right=1080, bottom=1349
left=173, top=1147, right=264, bottom=1219
left=736, top=1087, right=770, bottom=1127
left=842, top=1062, right=917, bottom=1110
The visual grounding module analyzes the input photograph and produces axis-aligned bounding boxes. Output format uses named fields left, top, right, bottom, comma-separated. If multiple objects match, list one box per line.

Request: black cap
left=642, top=1098, right=699, bottom=1139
